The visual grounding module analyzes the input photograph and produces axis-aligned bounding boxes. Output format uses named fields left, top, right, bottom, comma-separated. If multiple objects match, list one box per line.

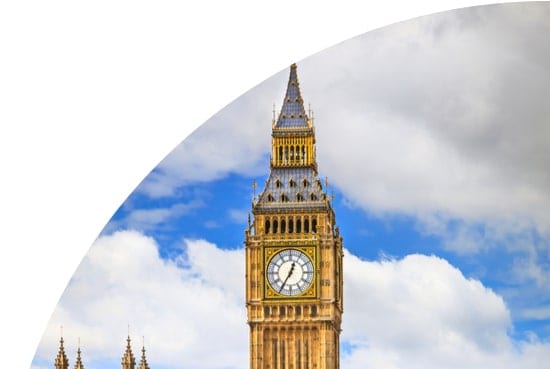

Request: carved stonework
left=246, top=64, right=344, bottom=369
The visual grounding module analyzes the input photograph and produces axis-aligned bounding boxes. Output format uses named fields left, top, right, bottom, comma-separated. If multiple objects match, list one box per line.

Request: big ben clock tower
left=245, top=64, right=343, bottom=369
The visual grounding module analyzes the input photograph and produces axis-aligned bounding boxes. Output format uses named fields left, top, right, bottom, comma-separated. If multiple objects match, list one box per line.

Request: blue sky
left=33, top=3, right=550, bottom=369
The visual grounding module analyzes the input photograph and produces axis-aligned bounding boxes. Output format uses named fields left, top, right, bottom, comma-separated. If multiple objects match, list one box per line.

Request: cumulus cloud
left=342, top=251, right=550, bottom=369
left=105, top=200, right=204, bottom=234
left=136, top=3, right=550, bottom=234
left=302, top=4, right=550, bottom=231
left=136, top=75, right=286, bottom=198
left=126, top=4, right=550, bottom=318
left=34, top=231, right=247, bottom=369
left=33, top=231, right=550, bottom=369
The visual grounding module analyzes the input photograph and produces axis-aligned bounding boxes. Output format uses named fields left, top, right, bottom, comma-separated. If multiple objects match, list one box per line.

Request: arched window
left=265, top=219, right=271, bottom=234
left=311, top=305, right=317, bottom=317
left=281, top=194, right=288, bottom=202
left=273, top=219, right=279, bottom=233
left=288, top=217, right=294, bottom=233
left=296, top=193, right=303, bottom=202
left=312, top=218, right=317, bottom=233
left=290, top=146, right=294, bottom=161
left=297, top=219, right=302, bottom=233
left=310, top=193, right=318, bottom=201
left=302, top=178, right=309, bottom=187
left=278, top=146, right=283, bottom=164
left=304, top=218, right=310, bottom=233
left=289, top=179, right=296, bottom=188
left=281, top=219, right=286, bottom=233
left=284, top=146, right=289, bottom=163
left=267, top=193, right=274, bottom=202
left=275, top=179, right=281, bottom=188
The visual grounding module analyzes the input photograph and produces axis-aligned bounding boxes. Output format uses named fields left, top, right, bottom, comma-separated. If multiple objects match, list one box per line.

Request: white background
left=0, top=1, right=499, bottom=368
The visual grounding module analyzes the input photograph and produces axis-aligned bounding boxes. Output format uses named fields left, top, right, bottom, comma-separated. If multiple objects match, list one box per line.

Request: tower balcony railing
left=253, top=199, right=331, bottom=211
left=260, top=232, right=320, bottom=242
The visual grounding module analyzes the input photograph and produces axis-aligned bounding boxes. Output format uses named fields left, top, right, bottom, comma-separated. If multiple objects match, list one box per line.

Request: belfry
left=245, top=64, right=344, bottom=369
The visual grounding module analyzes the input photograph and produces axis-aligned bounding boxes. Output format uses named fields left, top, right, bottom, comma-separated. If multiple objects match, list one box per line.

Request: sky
left=32, top=3, right=550, bottom=369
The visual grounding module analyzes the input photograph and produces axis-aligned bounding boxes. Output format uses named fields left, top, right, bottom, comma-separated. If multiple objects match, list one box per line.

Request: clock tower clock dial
left=266, top=248, right=314, bottom=296
left=245, top=64, right=344, bottom=369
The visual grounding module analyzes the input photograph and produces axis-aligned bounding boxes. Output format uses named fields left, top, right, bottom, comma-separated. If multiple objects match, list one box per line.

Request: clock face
left=267, top=249, right=314, bottom=296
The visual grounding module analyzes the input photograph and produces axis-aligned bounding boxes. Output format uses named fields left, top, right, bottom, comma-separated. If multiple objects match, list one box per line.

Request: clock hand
left=279, top=262, right=296, bottom=293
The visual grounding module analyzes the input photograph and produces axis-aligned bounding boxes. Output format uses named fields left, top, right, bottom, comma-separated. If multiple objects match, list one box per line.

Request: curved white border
left=0, top=1, right=499, bottom=368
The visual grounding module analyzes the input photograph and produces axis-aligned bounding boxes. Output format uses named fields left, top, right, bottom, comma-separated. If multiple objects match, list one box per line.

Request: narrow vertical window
left=285, top=146, right=288, bottom=164
left=288, top=217, right=294, bottom=233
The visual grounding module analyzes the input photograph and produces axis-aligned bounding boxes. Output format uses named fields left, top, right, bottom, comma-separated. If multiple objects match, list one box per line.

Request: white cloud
left=135, top=3, right=550, bottom=234
left=127, top=3, right=550, bottom=311
left=342, top=251, right=550, bottom=369
left=104, top=200, right=204, bottom=234
left=34, top=231, right=550, bottom=369
left=302, top=4, right=550, bottom=231
left=34, top=231, right=247, bottom=369
left=136, top=75, right=286, bottom=198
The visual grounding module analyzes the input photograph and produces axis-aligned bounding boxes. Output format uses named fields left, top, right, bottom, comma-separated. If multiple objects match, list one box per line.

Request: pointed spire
left=137, top=338, right=150, bottom=369
left=73, top=338, right=85, bottom=369
left=275, top=63, right=309, bottom=128
left=121, top=335, right=136, bottom=369
left=55, top=336, right=70, bottom=369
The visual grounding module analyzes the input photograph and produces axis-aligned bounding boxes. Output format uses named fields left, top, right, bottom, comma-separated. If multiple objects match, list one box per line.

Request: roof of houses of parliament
left=54, top=335, right=150, bottom=369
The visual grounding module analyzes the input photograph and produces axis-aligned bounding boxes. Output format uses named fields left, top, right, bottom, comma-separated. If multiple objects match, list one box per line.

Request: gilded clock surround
left=245, top=64, right=343, bottom=369
left=264, top=246, right=316, bottom=299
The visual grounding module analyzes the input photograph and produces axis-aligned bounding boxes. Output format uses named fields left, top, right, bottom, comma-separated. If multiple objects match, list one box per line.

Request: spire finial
left=122, top=332, right=136, bottom=369
left=73, top=338, right=85, bottom=369
left=252, top=179, right=257, bottom=200
left=137, top=336, right=150, bottom=369
left=55, top=329, right=69, bottom=369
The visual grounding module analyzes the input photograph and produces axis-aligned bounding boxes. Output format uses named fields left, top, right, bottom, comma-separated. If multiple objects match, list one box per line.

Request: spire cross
left=252, top=179, right=257, bottom=199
